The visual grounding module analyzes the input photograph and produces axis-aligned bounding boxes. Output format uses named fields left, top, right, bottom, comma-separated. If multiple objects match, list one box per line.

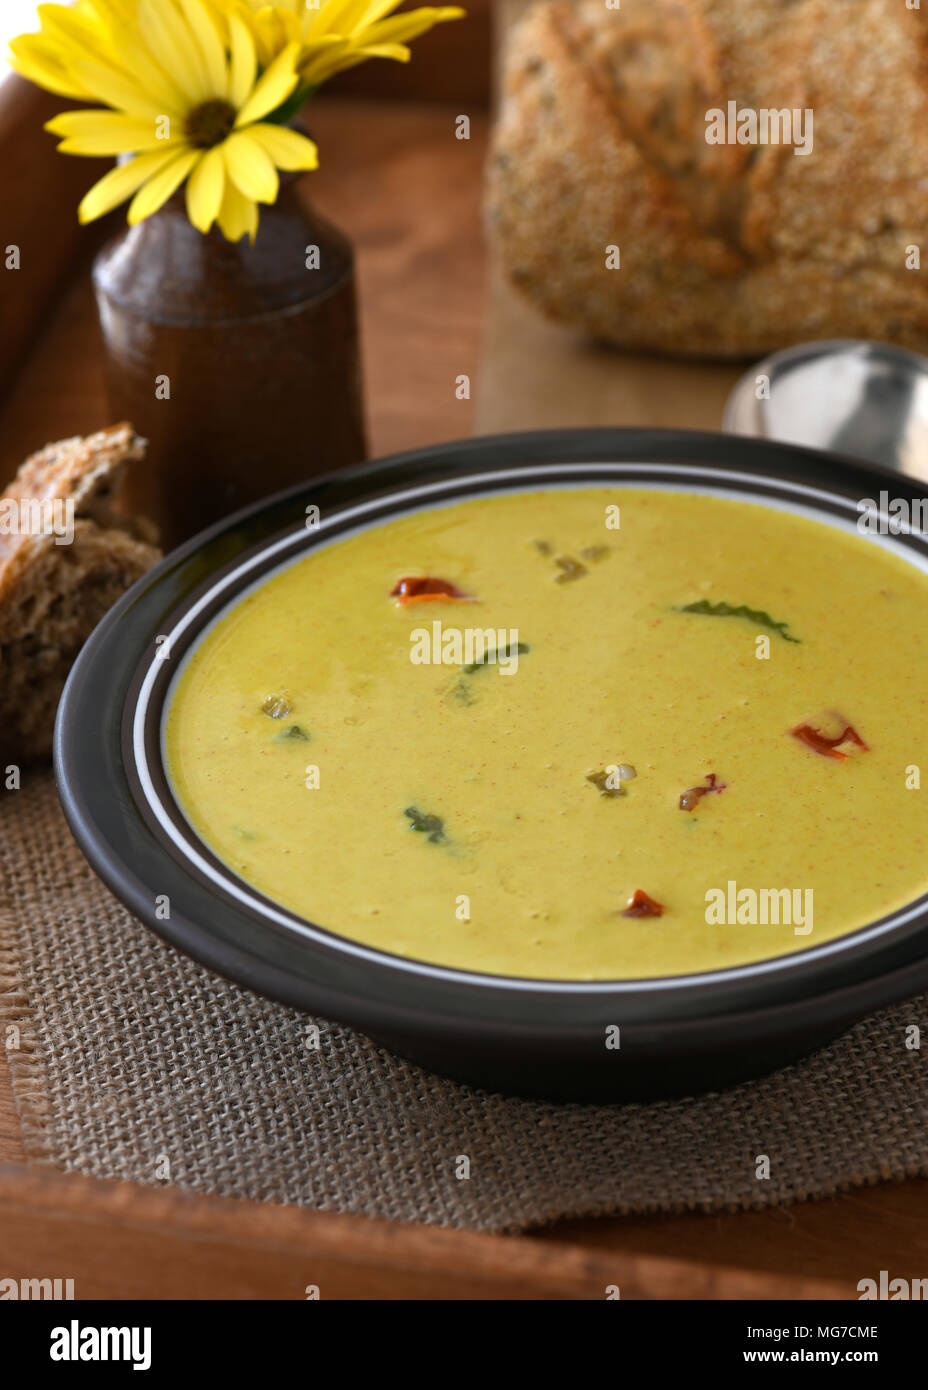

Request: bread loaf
left=487, top=0, right=928, bottom=358
left=0, top=424, right=160, bottom=764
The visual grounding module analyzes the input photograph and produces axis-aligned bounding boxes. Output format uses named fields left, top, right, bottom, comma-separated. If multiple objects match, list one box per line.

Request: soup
left=164, top=487, right=928, bottom=980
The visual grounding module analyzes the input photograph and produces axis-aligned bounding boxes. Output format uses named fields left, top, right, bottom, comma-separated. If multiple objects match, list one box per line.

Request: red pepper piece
left=679, top=772, right=727, bottom=811
left=790, top=722, right=869, bottom=761
left=390, top=576, right=470, bottom=605
left=622, top=889, right=665, bottom=918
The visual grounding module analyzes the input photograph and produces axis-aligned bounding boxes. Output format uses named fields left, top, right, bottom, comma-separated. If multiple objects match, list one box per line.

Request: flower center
left=186, top=100, right=237, bottom=149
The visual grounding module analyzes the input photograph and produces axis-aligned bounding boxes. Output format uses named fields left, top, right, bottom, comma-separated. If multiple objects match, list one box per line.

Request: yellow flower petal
left=7, top=34, right=92, bottom=100
left=35, top=2, right=114, bottom=66
left=307, top=0, right=369, bottom=40
left=251, top=10, right=301, bottom=67
left=234, top=42, right=299, bottom=127
left=302, top=42, right=406, bottom=87
left=223, top=130, right=278, bottom=203
left=367, top=9, right=465, bottom=46
left=103, top=23, right=190, bottom=114
left=355, top=43, right=410, bottom=60
left=127, top=145, right=200, bottom=225
left=217, top=177, right=258, bottom=245
left=346, top=1, right=408, bottom=25
left=227, top=13, right=256, bottom=110
left=78, top=147, right=180, bottom=223
left=177, top=0, right=228, bottom=98
left=185, top=144, right=225, bottom=232
left=138, top=0, right=209, bottom=105
left=297, top=36, right=352, bottom=85
left=66, top=53, right=171, bottom=118
left=46, top=110, right=173, bottom=156
left=246, top=124, right=318, bottom=172
left=87, top=0, right=138, bottom=26
left=244, top=13, right=273, bottom=69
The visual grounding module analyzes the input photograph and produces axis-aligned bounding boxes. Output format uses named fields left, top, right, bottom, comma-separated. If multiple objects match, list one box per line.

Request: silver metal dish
left=724, top=339, right=928, bottom=479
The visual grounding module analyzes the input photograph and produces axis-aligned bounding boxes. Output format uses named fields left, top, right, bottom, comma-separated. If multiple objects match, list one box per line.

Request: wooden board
left=0, top=1165, right=853, bottom=1300
left=4, top=1164, right=865, bottom=1300
left=0, top=74, right=108, bottom=395
left=475, top=268, right=743, bottom=436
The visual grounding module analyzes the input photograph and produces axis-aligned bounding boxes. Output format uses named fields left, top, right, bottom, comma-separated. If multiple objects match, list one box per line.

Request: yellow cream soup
left=164, top=488, right=928, bottom=980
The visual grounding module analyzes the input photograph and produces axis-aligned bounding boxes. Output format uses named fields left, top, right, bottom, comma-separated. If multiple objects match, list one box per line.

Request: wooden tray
left=1, top=17, right=927, bottom=1297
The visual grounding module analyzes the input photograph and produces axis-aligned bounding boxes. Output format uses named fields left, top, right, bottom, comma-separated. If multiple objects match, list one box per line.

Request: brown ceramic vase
left=93, top=174, right=367, bottom=550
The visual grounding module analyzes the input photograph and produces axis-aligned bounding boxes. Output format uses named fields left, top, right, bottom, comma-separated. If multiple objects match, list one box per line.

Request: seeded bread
left=487, top=0, right=928, bottom=358
left=0, top=424, right=160, bottom=764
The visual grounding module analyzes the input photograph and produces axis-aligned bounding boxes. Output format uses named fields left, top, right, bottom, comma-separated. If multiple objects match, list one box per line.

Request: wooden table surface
left=2, top=92, right=928, bottom=1299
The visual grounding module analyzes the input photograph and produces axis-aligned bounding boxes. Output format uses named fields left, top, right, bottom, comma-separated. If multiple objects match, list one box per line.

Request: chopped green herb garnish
left=675, top=600, right=800, bottom=644
left=404, top=806, right=445, bottom=843
left=586, top=770, right=625, bottom=798
left=553, top=555, right=587, bottom=583
left=274, top=724, right=310, bottom=743
left=262, top=693, right=292, bottom=718
left=462, top=641, right=530, bottom=675
left=533, top=540, right=608, bottom=578
left=450, top=679, right=476, bottom=705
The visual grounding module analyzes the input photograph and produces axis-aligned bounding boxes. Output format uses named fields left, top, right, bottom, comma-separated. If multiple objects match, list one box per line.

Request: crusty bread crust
left=488, top=0, right=928, bottom=357
left=0, top=424, right=160, bottom=763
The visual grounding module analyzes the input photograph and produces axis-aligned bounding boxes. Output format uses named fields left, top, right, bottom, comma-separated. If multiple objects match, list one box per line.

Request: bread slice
left=0, top=424, right=161, bottom=764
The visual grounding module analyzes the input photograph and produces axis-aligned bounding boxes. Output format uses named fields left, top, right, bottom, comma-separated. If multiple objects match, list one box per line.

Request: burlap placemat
left=1, top=772, right=927, bottom=1231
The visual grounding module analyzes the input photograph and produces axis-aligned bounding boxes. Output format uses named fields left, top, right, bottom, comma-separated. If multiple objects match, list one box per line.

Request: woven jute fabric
left=1, top=773, right=927, bottom=1231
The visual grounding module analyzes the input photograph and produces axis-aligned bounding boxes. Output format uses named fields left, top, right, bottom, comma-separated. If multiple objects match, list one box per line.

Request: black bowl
left=54, top=429, right=928, bottom=1100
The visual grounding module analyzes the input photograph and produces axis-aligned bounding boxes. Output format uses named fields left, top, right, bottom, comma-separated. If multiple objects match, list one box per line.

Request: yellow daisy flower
left=228, top=1, right=466, bottom=87
left=33, top=0, right=319, bottom=243
left=10, top=1, right=465, bottom=242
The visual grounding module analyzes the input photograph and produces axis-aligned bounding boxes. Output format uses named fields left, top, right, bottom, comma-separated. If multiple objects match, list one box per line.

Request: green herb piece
left=532, top=539, right=553, bottom=556
left=675, top=599, right=800, bottom=644
left=273, top=724, right=310, bottom=743
left=579, top=545, right=609, bottom=563
left=450, top=679, right=476, bottom=705
left=553, top=555, right=588, bottom=583
left=404, top=806, right=445, bottom=843
left=586, top=770, right=625, bottom=798
left=462, top=641, right=530, bottom=675
left=262, top=693, right=292, bottom=718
